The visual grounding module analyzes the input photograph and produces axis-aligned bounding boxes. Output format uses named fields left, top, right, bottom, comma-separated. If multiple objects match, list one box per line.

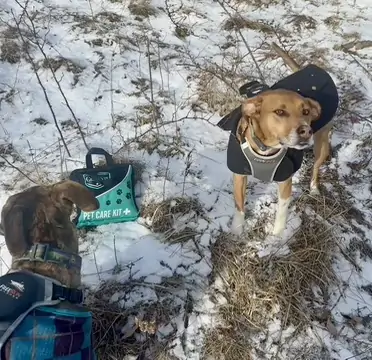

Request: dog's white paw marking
left=231, top=211, right=245, bottom=236
left=272, top=216, right=286, bottom=236
left=272, top=197, right=291, bottom=237
left=310, top=181, right=320, bottom=195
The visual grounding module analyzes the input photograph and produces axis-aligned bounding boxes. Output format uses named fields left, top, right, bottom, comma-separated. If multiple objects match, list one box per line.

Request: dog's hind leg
left=231, top=173, right=247, bottom=235
left=310, top=123, right=332, bottom=195
left=272, top=177, right=292, bottom=236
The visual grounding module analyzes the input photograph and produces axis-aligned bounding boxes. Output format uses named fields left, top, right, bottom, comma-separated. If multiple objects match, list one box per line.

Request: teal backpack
left=69, top=147, right=140, bottom=228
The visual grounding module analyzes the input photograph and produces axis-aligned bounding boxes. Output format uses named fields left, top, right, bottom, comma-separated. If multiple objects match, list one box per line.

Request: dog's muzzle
left=281, top=127, right=314, bottom=150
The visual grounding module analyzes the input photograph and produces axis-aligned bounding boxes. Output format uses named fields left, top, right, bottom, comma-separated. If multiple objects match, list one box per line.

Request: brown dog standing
left=232, top=90, right=328, bottom=235
left=218, top=46, right=339, bottom=236
left=0, top=180, right=99, bottom=358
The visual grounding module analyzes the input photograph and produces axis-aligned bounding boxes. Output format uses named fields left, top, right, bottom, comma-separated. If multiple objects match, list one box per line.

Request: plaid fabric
left=7, top=306, right=95, bottom=360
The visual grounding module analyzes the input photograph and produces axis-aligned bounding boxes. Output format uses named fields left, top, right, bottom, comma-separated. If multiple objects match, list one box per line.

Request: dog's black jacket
left=218, top=65, right=339, bottom=182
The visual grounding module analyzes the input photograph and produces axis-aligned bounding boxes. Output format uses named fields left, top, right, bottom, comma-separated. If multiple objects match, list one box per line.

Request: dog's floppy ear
left=52, top=180, right=99, bottom=212
left=242, top=95, right=263, bottom=118
left=306, top=98, right=321, bottom=122
left=1, top=203, right=29, bottom=256
left=237, top=96, right=263, bottom=142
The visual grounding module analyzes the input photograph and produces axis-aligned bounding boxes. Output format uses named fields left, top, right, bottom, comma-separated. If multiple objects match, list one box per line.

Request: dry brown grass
left=234, top=0, right=286, bottom=6
left=141, top=196, right=205, bottom=237
left=196, top=68, right=243, bottom=116
left=222, top=15, right=276, bottom=34
left=287, top=14, right=317, bottom=31
left=203, top=189, right=346, bottom=359
left=85, top=280, right=179, bottom=359
left=128, top=0, right=158, bottom=19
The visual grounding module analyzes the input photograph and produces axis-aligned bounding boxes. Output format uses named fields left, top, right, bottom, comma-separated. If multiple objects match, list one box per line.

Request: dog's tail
left=271, top=42, right=301, bottom=73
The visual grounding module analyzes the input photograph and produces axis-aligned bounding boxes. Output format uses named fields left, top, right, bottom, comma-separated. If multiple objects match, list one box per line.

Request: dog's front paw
left=272, top=224, right=285, bottom=237
left=310, top=181, right=320, bottom=196
left=272, top=215, right=286, bottom=237
left=231, top=211, right=245, bottom=236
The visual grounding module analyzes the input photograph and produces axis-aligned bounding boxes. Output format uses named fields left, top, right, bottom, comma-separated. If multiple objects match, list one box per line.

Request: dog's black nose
left=297, top=125, right=313, bottom=139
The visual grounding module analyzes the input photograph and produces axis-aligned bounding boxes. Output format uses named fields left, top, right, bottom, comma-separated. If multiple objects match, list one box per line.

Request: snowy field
left=0, top=0, right=372, bottom=359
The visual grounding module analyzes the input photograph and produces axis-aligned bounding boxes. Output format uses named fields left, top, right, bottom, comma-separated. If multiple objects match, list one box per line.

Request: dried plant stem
left=11, top=5, right=71, bottom=157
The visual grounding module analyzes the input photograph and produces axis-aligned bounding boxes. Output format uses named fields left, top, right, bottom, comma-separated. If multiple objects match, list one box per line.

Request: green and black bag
left=69, top=147, right=140, bottom=228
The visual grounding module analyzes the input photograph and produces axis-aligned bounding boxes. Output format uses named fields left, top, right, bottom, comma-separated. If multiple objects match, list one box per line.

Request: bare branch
left=0, top=153, right=37, bottom=184
left=11, top=6, right=71, bottom=157
left=216, top=0, right=266, bottom=83
left=14, top=0, right=89, bottom=151
left=271, top=42, right=301, bottom=72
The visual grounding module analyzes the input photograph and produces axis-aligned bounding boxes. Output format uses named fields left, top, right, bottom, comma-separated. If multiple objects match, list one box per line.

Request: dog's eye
left=303, top=109, right=310, bottom=115
left=274, top=109, right=285, bottom=116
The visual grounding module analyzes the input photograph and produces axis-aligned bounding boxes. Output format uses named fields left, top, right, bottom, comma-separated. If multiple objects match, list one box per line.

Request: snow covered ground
left=0, top=0, right=372, bottom=359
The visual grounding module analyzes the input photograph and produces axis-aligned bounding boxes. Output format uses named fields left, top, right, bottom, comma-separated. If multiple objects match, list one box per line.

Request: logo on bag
left=0, top=283, right=22, bottom=299
left=10, top=280, right=25, bottom=292
left=83, top=172, right=111, bottom=190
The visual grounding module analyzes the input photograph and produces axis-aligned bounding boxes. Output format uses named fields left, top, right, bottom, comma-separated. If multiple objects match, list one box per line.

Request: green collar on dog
left=14, top=244, right=82, bottom=270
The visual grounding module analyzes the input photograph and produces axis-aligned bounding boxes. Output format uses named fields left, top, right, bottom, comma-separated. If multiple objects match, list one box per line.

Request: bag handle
left=85, top=147, right=114, bottom=168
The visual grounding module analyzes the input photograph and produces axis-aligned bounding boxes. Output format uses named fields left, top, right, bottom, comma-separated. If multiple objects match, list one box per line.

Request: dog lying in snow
left=218, top=43, right=339, bottom=236
left=0, top=180, right=99, bottom=359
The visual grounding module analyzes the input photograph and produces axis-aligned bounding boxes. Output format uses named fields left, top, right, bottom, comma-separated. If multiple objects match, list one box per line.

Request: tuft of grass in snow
left=287, top=14, right=317, bottom=31
left=222, top=15, right=277, bottom=34
left=142, top=196, right=205, bottom=235
left=196, top=68, right=242, bottom=116
left=204, top=189, right=346, bottom=359
left=128, top=0, right=158, bottom=19
left=85, top=280, right=178, bottom=359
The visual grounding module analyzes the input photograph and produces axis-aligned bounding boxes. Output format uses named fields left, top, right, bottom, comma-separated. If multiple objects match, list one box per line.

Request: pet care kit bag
left=69, top=147, right=139, bottom=228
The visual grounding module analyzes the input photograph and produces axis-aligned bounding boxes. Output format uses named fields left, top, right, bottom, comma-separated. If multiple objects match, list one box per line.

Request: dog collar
left=241, top=140, right=288, bottom=182
left=248, top=122, right=284, bottom=152
left=14, top=244, right=82, bottom=270
left=249, top=124, right=272, bottom=152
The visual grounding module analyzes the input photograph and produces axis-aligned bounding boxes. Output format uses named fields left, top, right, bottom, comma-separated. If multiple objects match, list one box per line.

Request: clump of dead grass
left=0, top=26, right=32, bottom=64
left=196, top=68, right=243, bottom=116
left=0, top=40, right=22, bottom=64
left=142, top=196, right=205, bottom=235
left=128, top=0, right=158, bottom=19
left=222, top=15, right=276, bottom=34
left=287, top=14, right=317, bottom=31
left=40, top=57, right=85, bottom=73
left=85, top=280, right=178, bottom=359
left=234, top=0, right=285, bottom=7
left=204, top=192, right=343, bottom=359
